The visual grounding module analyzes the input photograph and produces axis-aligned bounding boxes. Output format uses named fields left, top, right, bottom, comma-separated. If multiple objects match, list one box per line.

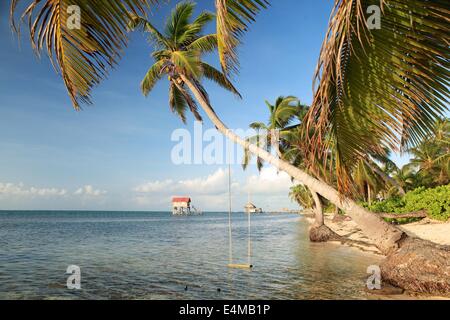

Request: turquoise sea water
left=0, top=211, right=381, bottom=300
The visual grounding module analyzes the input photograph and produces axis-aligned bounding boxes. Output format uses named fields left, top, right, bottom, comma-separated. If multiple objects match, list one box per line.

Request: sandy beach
left=399, top=221, right=450, bottom=246
left=304, top=212, right=450, bottom=254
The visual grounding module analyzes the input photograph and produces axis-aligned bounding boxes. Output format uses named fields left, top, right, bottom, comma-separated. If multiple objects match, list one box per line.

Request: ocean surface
left=0, top=211, right=382, bottom=300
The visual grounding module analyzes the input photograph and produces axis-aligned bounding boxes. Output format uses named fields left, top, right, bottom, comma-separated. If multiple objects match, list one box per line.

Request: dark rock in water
left=217, top=288, right=221, bottom=293
left=365, top=284, right=404, bottom=296
left=309, top=225, right=341, bottom=242
left=48, top=283, right=66, bottom=289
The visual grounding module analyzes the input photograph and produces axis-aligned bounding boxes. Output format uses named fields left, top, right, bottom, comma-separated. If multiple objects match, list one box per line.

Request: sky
left=0, top=0, right=413, bottom=211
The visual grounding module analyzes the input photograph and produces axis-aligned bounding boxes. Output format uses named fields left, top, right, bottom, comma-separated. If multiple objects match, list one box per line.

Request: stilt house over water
left=172, top=197, right=191, bottom=215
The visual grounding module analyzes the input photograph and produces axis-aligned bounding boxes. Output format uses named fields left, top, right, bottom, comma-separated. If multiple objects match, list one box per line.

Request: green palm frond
left=10, top=0, right=158, bottom=109
left=165, top=1, right=195, bottom=43
left=178, top=11, right=215, bottom=45
left=306, top=0, right=450, bottom=194
left=242, top=134, right=269, bottom=171
left=289, top=185, right=314, bottom=209
left=200, top=62, right=241, bottom=98
left=271, top=96, right=301, bottom=128
left=215, top=0, right=269, bottom=75
left=128, top=13, right=171, bottom=49
left=249, top=122, right=267, bottom=130
left=434, top=151, right=449, bottom=167
left=141, top=60, right=166, bottom=96
left=171, top=50, right=201, bottom=78
left=129, top=2, right=240, bottom=122
left=187, top=34, right=218, bottom=53
left=169, top=82, right=188, bottom=123
left=174, top=82, right=203, bottom=122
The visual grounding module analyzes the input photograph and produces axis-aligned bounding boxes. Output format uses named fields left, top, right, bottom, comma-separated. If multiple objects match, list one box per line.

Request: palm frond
left=187, top=34, right=218, bottom=53
left=165, top=0, right=195, bottom=44
left=215, top=0, right=269, bottom=75
left=200, top=62, right=241, bottom=98
left=241, top=132, right=270, bottom=171
left=128, top=13, right=172, bottom=49
left=271, top=96, right=300, bottom=128
left=10, top=0, right=157, bottom=109
left=141, top=60, right=165, bottom=96
left=169, top=82, right=188, bottom=124
left=171, top=50, right=201, bottom=78
left=178, top=11, right=215, bottom=45
left=306, top=0, right=450, bottom=194
left=173, top=81, right=203, bottom=122
left=249, top=122, right=267, bottom=130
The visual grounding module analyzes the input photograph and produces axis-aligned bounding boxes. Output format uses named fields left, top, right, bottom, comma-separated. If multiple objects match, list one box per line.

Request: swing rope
left=248, top=204, right=251, bottom=266
left=227, top=164, right=253, bottom=269
left=228, top=164, right=233, bottom=265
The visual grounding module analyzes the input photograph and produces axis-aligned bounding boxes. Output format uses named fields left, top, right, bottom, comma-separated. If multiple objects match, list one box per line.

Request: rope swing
left=227, top=164, right=253, bottom=269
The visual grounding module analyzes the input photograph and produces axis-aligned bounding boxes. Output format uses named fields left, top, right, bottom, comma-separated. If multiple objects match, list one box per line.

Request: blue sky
left=0, top=1, right=412, bottom=211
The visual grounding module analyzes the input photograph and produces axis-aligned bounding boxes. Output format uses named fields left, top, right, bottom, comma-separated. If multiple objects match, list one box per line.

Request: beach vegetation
left=366, top=185, right=450, bottom=222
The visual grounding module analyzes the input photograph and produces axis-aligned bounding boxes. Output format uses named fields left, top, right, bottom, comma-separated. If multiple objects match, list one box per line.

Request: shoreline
left=301, top=210, right=450, bottom=299
left=301, top=210, right=450, bottom=252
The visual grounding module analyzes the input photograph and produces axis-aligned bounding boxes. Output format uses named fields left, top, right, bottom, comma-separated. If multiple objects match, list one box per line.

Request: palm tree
left=405, top=118, right=450, bottom=188
left=242, top=96, right=305, bottom=171
left=10, top=1, right=450, bottom=293
left=9, top=0, right=267, bottom=108
left=409, top=143, right=444, bottom=187
left=392, top=164, right=418, bottom=193
left=127, top=2, right=240, bottom=124
left=289, top=185, right=314, bottom=212
left=243, top=97, right=331, bottom=234
left=133, top=1, right=449, bottom=292
left=352, top=159, right=383, bottom=205
left=11, top=0, right=447, bottom=253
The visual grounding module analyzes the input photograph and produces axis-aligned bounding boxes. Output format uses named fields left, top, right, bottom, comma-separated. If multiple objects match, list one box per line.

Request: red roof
left=172, top=197, right=191, bottom=203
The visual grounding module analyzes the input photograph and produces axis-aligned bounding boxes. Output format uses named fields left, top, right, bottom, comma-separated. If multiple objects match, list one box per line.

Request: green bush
left=365, top=184, right=450, bottom=222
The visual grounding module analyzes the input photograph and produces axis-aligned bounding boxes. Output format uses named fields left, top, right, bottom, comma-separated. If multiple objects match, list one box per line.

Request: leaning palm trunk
left=181, top=74, right=403, bottom=254
left=181, top=74, right=450, bottom=294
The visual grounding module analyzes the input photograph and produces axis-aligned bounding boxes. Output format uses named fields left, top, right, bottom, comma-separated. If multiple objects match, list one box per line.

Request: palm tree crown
left=128, top=1, right=240, bottom=123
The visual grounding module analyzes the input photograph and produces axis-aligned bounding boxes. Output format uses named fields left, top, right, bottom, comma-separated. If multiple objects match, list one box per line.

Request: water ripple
left=0, top=211, right=382, bottom=299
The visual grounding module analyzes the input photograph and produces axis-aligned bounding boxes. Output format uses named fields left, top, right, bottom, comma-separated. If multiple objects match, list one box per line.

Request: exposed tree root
left=380, top=237, right=450, bottom=295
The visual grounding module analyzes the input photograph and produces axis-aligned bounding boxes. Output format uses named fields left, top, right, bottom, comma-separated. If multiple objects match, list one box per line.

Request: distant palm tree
left=362, top=148, right=405, bottom=196
left=243, top=97, right=329, bottom=230
left=289, top=185, right=314, bottom=212
left=242, top=96, right=305, bottom=170
left=353, top=160, right=378, bottom=204
left=408, top=119, right=450, bottom=187
left=392, top=164, right=418, bottom=193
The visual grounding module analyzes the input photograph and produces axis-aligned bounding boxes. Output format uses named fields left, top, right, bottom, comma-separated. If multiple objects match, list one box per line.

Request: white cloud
left=134, top=168, right=230, bottom=195
left=134, top=179, right=174, bottom=193
left=0, top=182, right=67, bottom=197
left=74, top=185, right=107, bottom=197
left=133, top=167, right=296, bottom=211
left=242, top=167, right=295, bottom=194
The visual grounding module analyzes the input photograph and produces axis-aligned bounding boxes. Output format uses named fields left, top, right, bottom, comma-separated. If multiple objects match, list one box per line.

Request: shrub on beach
left=365, top=184, right=450, bottom=222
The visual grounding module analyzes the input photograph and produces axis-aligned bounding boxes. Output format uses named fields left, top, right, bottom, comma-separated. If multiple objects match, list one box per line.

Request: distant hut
left=244, top=202, right=263, bottom=214
left=172, top=197, right=191, bottom=215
